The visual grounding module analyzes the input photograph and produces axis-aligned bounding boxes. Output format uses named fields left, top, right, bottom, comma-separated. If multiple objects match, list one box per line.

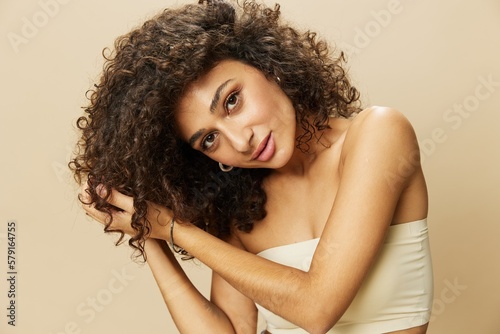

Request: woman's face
left=175, top=60, right=297, bottom=169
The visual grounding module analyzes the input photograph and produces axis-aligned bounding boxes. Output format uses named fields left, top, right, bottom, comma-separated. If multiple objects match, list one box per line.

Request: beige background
left=1, top=0, right=499, bottom=333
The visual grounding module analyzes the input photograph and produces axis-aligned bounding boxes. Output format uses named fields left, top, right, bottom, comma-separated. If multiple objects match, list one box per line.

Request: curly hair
left=69, top=0, right=361, bottom=259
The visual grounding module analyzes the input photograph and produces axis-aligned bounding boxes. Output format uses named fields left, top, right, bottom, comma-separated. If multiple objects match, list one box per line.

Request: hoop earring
left=219, top=162, right=233, bottom=172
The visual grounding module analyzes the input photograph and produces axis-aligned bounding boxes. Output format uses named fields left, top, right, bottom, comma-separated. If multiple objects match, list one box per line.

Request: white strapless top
left=256, top=219, right=433, bottom=334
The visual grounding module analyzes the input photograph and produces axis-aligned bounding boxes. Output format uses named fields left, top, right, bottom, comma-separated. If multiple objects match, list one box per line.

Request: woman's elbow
left=302, top=315, right=337, bottom=334
left=299, top=303, right=341, bottom=334
left=288, top=276, right=345, bottom=332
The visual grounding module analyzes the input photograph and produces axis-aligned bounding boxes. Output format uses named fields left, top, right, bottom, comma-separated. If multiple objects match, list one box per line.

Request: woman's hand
left=80, top=183, right=172, bottom=240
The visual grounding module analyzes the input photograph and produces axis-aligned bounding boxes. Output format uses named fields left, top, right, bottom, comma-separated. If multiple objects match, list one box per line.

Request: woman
left=72, top=0, right=433, bottom=333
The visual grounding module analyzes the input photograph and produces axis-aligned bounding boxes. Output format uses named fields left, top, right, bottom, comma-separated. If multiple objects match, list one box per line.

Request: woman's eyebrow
left=188, top=128, right=206, bottom=147
left=210, top=79, right=234, bottom=113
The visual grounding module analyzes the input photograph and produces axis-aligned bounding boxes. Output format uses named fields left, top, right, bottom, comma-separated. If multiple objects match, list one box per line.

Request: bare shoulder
left=337, top=106, right=422, bottom=194
left=342, top=106, right=418, bottom=159
left=348, top=106, right=415, bottom=136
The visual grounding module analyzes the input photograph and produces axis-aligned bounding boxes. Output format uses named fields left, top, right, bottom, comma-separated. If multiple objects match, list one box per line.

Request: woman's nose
left=225, top=126, right=253, bottom=153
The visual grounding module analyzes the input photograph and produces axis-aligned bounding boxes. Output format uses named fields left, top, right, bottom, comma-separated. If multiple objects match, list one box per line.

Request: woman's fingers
left=79, top=182, right=173, bottom=240
left=97, top=185, right=135, bottom=213
left=79, top=183, right=135, bottom=234
left=79, top=182, right=134, bottom=216
left=83, top=201, right=136, bottom=235
left=78, top=181, right=92, bottom=205
left=84, top=205, right=110, bottom=225
left=109, top=210, right=135, bottom=235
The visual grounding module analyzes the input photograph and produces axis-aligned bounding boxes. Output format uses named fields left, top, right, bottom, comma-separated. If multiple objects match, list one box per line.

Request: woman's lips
left=252, top=133, right=275, bottom=162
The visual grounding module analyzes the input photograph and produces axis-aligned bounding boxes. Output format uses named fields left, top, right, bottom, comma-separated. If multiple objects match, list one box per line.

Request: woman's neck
left=275, top=116, right=352, bottom=176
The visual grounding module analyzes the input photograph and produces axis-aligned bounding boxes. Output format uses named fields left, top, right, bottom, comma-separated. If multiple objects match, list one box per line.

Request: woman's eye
left=201, top=133, right=218, bottom=151
left=225, top=92, right=239, bottom=113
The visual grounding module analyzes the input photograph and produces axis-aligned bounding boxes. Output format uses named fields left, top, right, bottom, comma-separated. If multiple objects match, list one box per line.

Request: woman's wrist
left=144, top=238, right=162, bottom=254
left=144, top=238, right=171, bottom=258
left=145, top=201, right=174, bottom=240
left=168, top=218, right=193, bottom=259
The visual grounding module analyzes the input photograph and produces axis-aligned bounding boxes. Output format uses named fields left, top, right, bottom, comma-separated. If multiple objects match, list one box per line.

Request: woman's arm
left=210, top=234, right=259, bottom=333
left=82, top=194, right=257, bottom=333
left=144, top=239, right=234, bottom=333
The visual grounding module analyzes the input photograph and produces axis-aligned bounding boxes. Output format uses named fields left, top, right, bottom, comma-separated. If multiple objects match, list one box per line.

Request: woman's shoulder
left=337, top=106, right=421, bottom=182
left=342, top=106, right=417, bottom=153
left=350, top=106, right=412, bottom=130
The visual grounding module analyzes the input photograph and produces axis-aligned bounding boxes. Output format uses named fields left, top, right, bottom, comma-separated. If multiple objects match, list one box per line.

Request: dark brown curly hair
left=70, top=0, right=361, bottom=259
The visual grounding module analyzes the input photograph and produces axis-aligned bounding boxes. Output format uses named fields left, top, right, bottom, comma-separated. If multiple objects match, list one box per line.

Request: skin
left=175, top=61, right=297, bottom=171
left=83, top=60, right=430, bottom=334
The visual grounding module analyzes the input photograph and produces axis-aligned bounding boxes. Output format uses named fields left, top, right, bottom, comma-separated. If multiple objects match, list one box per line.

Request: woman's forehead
left=177, top=60, right=255, bottom=111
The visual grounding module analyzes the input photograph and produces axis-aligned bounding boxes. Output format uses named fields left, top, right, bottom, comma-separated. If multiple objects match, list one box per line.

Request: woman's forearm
left=144, top=239, right=237, bottom=333
left=171, top=224, right=331, bottom=333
